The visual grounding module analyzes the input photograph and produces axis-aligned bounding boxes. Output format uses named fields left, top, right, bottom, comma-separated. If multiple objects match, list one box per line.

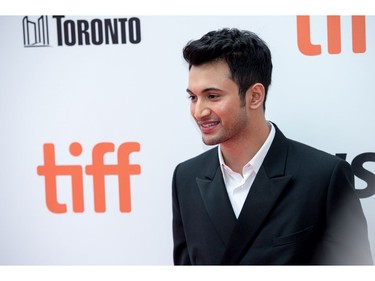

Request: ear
left=246, top=83, right=265, bottom=110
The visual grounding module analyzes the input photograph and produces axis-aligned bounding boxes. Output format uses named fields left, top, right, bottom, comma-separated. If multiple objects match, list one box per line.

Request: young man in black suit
left=172, top=28, right=373, bottom=265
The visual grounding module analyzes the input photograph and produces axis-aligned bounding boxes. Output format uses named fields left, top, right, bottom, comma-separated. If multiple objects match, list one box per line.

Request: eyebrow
left=186, top=87, right=223, bottom=95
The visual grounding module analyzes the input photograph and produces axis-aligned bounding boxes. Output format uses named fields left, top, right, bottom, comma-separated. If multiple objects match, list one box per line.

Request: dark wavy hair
left=183, top=28, right=272, bottom=109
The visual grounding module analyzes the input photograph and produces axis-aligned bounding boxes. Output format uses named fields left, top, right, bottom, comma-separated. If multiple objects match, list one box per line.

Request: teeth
left=201, top=122, right=217, bottom=128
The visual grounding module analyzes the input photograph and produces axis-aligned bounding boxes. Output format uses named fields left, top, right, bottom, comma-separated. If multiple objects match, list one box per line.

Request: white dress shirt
left=218, top=122, right=276, bottom=218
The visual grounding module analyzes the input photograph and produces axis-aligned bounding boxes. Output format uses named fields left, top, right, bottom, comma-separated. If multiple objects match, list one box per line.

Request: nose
left=191, top=99, right=211, bottom=120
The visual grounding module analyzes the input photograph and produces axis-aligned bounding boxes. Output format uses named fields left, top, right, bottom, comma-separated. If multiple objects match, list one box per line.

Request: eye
left=208, top=94, right=219, bottom=100
left=187, top=94, right=197, bottom=102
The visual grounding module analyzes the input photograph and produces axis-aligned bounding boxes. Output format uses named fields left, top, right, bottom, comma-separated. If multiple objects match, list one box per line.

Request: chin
left=202, top=136, right=221, bottom=146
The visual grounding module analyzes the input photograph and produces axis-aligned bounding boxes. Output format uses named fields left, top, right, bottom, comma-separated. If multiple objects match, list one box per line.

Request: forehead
left=188, top=60, right=233, bottom=91
left=189, top=60, right=230, bottom=78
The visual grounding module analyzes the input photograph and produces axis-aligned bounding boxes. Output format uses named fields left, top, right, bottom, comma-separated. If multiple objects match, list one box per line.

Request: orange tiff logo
left=297, top=16, right=366, bottom=55
left=37, top=142, right=141, bottom=214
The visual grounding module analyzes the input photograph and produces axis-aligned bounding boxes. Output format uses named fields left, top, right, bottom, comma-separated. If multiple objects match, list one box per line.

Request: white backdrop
left=0, top=16, right=374, bottom=264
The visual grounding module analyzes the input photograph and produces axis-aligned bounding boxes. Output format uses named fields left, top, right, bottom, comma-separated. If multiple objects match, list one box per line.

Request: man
left=172, top=28, right=373, bottom=265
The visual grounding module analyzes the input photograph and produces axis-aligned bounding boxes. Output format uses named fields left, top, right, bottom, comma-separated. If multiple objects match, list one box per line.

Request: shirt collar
left=218, top=122, right=276, bottom=174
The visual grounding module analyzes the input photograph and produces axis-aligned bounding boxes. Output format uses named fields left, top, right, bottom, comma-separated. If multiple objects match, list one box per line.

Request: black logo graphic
left=23, top=16, right=50, bottom=47
left=22, top=15, right=142, bottom=48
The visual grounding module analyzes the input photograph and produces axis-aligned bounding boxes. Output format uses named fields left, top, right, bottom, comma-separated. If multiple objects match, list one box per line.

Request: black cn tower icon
left=23, top=16, right=50, bottom=47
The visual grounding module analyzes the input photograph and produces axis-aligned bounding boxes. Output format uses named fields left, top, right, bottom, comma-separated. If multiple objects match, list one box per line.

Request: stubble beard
left=201, top=118, right=247, bottom=147
left=201, top=133, right=229, bottom=146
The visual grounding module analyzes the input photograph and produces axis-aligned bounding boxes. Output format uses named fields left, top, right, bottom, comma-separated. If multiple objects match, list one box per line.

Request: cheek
left=190, top=104, right=195, bottom=116
left=221, top=104, right=247, bottom=125
left=214, top=102, right=234, bottom=119
left=190, top=104, right=194, bottom=115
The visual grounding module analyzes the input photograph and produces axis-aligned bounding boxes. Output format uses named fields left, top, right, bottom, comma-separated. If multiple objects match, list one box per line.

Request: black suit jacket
left=172, top=125, right=373, bottom=265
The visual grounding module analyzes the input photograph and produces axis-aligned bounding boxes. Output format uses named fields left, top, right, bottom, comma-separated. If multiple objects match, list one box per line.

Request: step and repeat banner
left=0, top=16, right=374, bottom=264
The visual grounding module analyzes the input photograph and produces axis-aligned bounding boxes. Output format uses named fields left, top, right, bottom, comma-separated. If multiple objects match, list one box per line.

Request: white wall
left=0, top=15, right=374, bottom=264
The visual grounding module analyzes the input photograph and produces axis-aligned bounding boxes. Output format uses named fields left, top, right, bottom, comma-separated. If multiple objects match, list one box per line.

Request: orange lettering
left=297, top=16, right=322, bottom=56
left=327, top=16, right=341, bottom=54
left=297, top=15, right=366, bottom=55
left=37, top=143, right=84, bottom=213
left=352, top=16, right=366, bottom=53
left=37, top=142, right=141, bottom=213
left=85, top=142, right=141, bottom=213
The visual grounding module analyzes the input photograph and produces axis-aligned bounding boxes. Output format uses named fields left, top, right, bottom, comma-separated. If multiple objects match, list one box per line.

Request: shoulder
left=288, top=138, right=338, bottom=162
left=176, top=146, right=218, bottom=169
left=180, top=146, right=218, bottom=164
left=289, top=137, right=342, bottom=162
left=173, top=147, right=219, bottom=178
left=271, top=123, right=347, bottom=173
left=286, top=137, right=352, bottom=177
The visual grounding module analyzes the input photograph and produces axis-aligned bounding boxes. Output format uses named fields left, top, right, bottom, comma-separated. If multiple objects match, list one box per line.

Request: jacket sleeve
left=315, top=159, right=373, bottom=264
left=172, top=164, right=191, bottom=265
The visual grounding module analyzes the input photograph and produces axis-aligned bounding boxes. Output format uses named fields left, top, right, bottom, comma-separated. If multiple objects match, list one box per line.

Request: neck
left=220, top=120, right=270, bottom=174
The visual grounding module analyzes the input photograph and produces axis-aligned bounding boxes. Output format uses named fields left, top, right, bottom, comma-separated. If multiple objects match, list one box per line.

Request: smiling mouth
left=198, top=121, right=220, bottom=132
left=203, top=122, right=219, bottom=128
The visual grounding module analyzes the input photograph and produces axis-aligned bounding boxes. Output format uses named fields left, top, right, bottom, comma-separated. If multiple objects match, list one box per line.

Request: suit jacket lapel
left=196, top=149, right=237, bottom=246
left=220, top=125, right=292, bottom=264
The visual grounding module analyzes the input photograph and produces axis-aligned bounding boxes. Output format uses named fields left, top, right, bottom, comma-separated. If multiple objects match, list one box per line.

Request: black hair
left=183, top=28, right=272, bottom=109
